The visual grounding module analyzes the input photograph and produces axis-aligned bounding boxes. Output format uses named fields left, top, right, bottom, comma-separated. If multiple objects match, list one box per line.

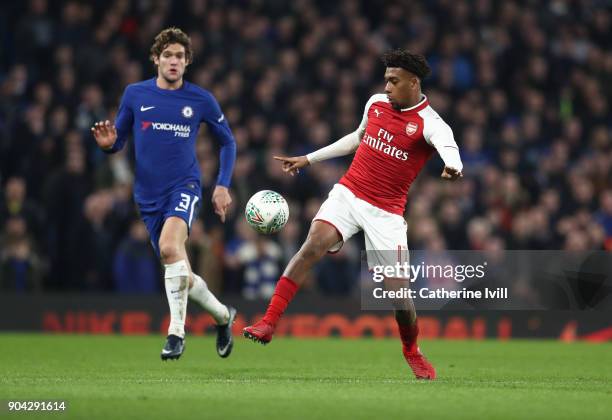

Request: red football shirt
left=339, top=94, right=454, bottom=215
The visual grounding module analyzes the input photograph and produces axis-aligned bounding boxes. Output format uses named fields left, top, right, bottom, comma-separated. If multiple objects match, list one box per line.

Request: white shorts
left=313, top=184, right=409, bottom=270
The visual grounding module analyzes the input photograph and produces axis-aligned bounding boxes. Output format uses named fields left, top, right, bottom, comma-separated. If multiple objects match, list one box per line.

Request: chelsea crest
left=182, top=106, right=193, bottom=118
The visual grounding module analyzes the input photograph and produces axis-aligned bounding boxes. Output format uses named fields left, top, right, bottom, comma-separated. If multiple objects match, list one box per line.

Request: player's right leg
left=158, top=187, right=237, bottom=359
left=243, top=220, right=342, bottom=344
left=138, top=204, right=187, bottom=360
left=245, top=184, right=360, bottom=345
left=158, top=216, right=191, bottom=360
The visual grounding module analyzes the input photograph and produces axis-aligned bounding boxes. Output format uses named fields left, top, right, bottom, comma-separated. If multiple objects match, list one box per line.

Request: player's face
left=154, top=43, right=188, bottom=83
left=384, top=68, right=419, bottom=110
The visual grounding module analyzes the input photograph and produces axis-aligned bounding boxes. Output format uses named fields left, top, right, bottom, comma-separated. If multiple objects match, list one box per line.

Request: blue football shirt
left=108, top=78, right=236, bottom=204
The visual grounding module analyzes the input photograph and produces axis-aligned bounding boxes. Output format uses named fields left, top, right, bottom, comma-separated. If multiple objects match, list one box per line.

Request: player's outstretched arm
left=273, top=156, right=309, bottom=176
left=91, top=120, right=117, bottom=150
left=273, top=96, right=370, bottom=176
left=304, top=130, right=362, bottom=166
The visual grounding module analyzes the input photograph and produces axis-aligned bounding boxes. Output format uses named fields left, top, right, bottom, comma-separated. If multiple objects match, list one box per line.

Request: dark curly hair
left=382, top=49, right=431, bottom=80
left=150, top=27, right=193, bottom=64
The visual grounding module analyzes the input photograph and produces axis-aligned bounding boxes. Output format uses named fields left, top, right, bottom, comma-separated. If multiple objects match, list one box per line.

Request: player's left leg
left=361, top=209, right=435, bottom=380
left=383, top=276, right=436, bottom=380
left=189, top=271, right=236, bottom=358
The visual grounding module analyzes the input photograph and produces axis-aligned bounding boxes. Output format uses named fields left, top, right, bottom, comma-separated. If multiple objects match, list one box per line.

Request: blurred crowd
left=0, top=0, right=611, bottom=297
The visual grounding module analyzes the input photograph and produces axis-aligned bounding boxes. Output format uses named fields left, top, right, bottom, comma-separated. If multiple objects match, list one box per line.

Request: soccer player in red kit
left=244, top=49, right=463, bottom=380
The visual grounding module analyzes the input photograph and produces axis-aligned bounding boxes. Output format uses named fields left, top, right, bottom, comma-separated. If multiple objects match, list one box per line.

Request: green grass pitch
left=0, top=335, right=610, bottom=419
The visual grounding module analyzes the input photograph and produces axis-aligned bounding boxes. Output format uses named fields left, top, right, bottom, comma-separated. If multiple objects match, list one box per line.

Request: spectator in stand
left=0, top=216, right=44, bottom=292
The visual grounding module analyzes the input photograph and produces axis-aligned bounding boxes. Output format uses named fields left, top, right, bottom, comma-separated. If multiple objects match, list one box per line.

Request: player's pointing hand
left=273, top=155, right=310, bottom=176
left=441, top=166, right=463, bottom=180
left=91, top=120, right=117, bottom=150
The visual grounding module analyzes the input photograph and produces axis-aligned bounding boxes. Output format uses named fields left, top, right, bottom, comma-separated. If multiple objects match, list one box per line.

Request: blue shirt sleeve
left=105, top=86, right=134, bottom=154
left=201, top=92, right=236, bottom=187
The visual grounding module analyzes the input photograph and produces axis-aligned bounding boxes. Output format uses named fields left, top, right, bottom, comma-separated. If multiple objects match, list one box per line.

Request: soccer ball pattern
left=245, top=190, right=289, bottom=234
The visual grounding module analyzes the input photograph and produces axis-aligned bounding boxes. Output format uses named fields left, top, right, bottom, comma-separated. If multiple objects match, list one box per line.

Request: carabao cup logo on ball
left=245, top=190, right=289, bottom=234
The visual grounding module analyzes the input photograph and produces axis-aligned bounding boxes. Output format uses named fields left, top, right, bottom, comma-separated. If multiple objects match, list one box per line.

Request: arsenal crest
left=406, top=122, right=418, bottom=135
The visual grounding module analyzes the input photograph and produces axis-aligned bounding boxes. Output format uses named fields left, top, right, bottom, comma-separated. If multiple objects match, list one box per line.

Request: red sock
left=398, top=321, right=419, bottom=354
left=262, top=276, right=299, bottom=327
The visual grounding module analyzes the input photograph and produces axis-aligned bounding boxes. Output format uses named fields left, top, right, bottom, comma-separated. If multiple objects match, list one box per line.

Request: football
left=245, top=190, right=290, bottom=234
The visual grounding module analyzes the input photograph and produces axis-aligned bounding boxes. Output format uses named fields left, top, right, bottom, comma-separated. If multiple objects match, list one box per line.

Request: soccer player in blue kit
left=91, top=28, right=237, bottom=361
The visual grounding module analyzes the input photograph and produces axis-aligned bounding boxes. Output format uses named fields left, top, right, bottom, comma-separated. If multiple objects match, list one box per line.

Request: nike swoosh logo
left=217, top=114, right=225, bottom=123
left=161, top=349, right=173, bottom=354
left=141, top=106, right=155, bottom=111
left=218, top=339, right=232, bottom=356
